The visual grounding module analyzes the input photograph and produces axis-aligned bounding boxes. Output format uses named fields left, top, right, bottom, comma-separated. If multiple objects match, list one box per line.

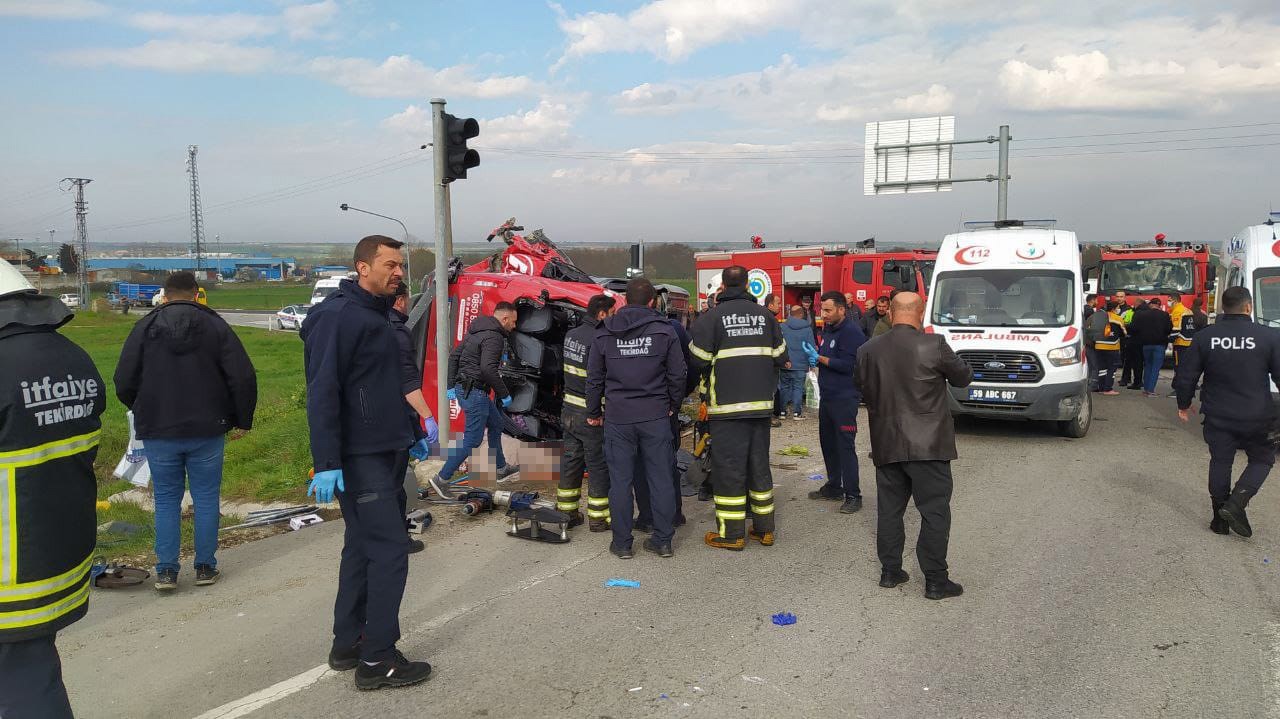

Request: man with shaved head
left=857, top=292, right=973, bottom=601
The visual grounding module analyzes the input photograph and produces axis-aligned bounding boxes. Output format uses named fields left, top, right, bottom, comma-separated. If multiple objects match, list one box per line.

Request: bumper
left=949, top=379, right=1089, bottom=421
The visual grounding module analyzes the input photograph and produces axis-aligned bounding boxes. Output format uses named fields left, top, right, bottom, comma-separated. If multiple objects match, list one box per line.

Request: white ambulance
left=924, top=220, right=1091, bottom=437
left=1217, top=213, right=1280, bottom=326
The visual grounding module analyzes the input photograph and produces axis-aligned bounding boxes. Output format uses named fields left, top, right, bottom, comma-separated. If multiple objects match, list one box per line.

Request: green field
left=655, top=278, right=696, bottom=296
left=204, top=282, right=313, bottom=310
left=63, top=312, right=312, bottom=504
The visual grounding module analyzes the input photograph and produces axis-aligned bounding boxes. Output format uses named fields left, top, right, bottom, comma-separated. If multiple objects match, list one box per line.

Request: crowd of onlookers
left=1083, top=290, right=1208, bottom=396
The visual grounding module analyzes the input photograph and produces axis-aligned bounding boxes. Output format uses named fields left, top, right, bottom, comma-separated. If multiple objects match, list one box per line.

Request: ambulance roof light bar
left=961, top=219, right=1057, bottom=231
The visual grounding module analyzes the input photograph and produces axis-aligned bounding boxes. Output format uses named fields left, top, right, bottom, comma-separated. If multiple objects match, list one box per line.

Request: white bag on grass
left=112, top=411, right=151, bottom=488
left=806, top=369, right=821, bottom=409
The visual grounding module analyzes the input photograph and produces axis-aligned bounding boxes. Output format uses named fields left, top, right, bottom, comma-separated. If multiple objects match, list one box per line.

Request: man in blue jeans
left=115, top=271, right=257, bottom=591
left=429, top=302, right=520, bottom=498
left=780, top=304, right=815, bottom=419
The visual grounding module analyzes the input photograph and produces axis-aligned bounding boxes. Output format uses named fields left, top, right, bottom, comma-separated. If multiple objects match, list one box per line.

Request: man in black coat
left=115, top=271, right=257, bottom=591
left=302, top=235, right=432, bottom=689
left=857, top=292, right=973, bottom=600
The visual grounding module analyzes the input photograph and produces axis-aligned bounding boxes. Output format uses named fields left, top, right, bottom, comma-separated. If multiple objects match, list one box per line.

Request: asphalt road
left=60, top=375, right=1280, bottom=718
left=219, top=311, right=281, bottom=331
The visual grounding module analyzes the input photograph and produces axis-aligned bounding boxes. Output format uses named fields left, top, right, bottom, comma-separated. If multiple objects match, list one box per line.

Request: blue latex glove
left=446, top=388, right=458, bottom=401
left=423, top=416, right=439, bottom=444
left=802, top=341, right=819, bottom=366
left=500, top=395, right=513, bottom=408
left=410, top=437, right=432, bottom=461
left=308, top=469, right=343, bottom=503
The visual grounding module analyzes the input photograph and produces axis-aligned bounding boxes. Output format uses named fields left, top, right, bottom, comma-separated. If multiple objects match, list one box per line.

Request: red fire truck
left=1094, top=240, right=1215, bottom=309
left=693, top=245, right=936, bottom=313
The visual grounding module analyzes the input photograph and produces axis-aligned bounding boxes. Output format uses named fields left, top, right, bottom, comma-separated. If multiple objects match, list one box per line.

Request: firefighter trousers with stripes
left=709, top=417, right=775, bottom=540
left=557, top=408, right=611, bottom=520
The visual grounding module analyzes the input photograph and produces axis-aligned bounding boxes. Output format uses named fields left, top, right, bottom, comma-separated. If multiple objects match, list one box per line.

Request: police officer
left=587, top=278, right=686, bottom=559
left=690, top=265, right=788, bottom=550
left=0, top=261, right=104, bottom=718
left=557, top=294, right=616, bottom=531
left=1174, top=286, right=1280, bottom=538
left=302, top=235, right=432, bottom=690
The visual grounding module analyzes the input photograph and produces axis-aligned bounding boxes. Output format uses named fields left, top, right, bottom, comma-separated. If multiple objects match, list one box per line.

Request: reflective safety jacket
left=1094, top=311, right=1125, bottom=351
left=0, top=296, right=104, bottom=643
left=688, top=288, right=787, bottom=419
left=561, top=315, right=599, bottom=412
left=1169, top=302, right=1194, bottom=347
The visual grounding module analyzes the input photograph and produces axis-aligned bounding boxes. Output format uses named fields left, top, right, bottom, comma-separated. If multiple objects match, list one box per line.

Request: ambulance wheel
left=1057, top=392, right=1091, bottom=438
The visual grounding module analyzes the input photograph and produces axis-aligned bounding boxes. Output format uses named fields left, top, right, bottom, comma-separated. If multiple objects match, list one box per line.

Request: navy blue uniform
left=302, top=279, right=414, bottom=663
left=815, top=315, right=867, bottom=500
left=1174, top=314, right=1280, bottom=505
left=587, top=305, right=686, bottom=548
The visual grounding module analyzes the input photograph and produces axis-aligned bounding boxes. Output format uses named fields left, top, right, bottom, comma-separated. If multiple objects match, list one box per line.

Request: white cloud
left=128, top=12, right=278, bottom=42
left=383, top=99, right=578, bottom=149
left=281, top=0, right=339, bottom=40
left=63, top=40, right=281, bottom=74
left=311, top=55, right=535, bottom=99
left=0, top=0, right=107, bottom=19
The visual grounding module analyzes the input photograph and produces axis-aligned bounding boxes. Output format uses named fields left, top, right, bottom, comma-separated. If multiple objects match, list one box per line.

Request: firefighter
left=0, top=261, right=104, bottom=718
left=690, top=265, right=788, bottom=550
left=557, top=294, right=617, bottom=532
left=1173, top=286, right=1280, bottom=538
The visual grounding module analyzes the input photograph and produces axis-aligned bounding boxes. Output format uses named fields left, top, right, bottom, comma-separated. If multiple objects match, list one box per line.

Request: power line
left=1018, top=120, right=1280, bottom=143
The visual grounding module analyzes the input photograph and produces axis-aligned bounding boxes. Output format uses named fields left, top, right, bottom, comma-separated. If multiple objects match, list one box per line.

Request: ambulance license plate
left=968, top=388, right=1019, bottom=403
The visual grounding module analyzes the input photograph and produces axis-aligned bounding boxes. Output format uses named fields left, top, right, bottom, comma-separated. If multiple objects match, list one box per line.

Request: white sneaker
left=428, top=474, right=456, bottom=500
left=793, top=414, right=803, bottom=421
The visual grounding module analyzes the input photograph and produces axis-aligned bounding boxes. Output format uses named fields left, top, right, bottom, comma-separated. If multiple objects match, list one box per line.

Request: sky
left=0, top=0, right=1278, bottom=253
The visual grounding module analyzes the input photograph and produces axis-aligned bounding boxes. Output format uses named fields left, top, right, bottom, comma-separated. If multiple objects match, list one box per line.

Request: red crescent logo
left=955, top=246, right=989, bottom=265
left=1271, top=240, right=1280, bottom=258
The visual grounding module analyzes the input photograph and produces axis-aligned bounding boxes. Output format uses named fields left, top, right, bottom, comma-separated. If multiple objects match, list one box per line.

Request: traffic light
left=443, top=112, right=480, bottom=182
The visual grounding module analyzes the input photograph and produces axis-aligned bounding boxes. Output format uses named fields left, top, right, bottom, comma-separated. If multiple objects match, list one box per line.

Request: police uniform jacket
left=561, top=315, right=599, bottom=412
left=0, top=294, right=104, bottom=642
left=688, top=287, right=787, bottom=419
left=1173, top=314, right=1280, bottom=423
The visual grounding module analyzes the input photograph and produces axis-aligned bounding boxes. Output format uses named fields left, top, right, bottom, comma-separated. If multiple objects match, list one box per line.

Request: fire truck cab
left=822, top=249, right=936, bottom=308
left=1095, top=242, right=1214, bottom=310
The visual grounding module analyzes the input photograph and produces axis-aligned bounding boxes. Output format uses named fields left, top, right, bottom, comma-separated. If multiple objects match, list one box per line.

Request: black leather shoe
left=839, top=496, right=863, bottom=514
left=329, top=643, right=361, bottom=671
left=879, top=568, right=910, bottom=588
left=354, top=650, right=432, bottom=690
left=1220, top=502, right=1252, bottom=537
left=632, top=519, right=654, bottom=533
left=808, top=486, right=843, bottom=501
left=407, top=539, right=425, bottom=554
left=609, top=543, right=634, bottom=559
left=697, top=484, right=713, bottom=502
left=924, top=579, right=964, bottom=600
left=1210, top=501, right=1230, bottom=535
left=643, top=538, right=674, bottom=558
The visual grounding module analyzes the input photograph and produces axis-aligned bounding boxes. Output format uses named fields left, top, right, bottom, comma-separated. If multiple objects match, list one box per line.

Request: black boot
left=1219, top=487, right=1254, bottom=538
left=924, top=574, right=963, bottom=600
left=1209, top=501, right=1230, bottom=535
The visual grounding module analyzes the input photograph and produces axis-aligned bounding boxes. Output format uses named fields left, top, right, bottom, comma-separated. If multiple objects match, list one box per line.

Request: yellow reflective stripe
left=556, top=488, right=581, bottom=498
left=586, top=497, right=609, bottom=507
left=0, top=582, right=89, bottom=631
left=748, top=490, right=773, bottom=502
left=707, top=400, right=775, bottom=415
left=0, top=429, right=102, bottom=467
left=563, top=364, right=588, bottom=377
left=714, top=495, right=747, bottom=506
left=0, top=554, right=92, bottom=601
left=750, top=504, right=775, bottom=515
left=556, top=502, right=580, bottom=511
left=0, top=467, right=11, bottom=585
left=715, top=510, right=747, bottom=520
left=689, top=342, right=714, bottom=361
left=563, top=393, right=586, bottom=408
left=586, top=508, right=611, bottom=519
left=715, top=346, right=776, bottom=359
left=771, top=343, right=787, bottom=357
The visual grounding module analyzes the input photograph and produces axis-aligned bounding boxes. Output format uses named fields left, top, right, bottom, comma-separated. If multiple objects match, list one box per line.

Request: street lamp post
left=338, top=203, right=413, bottom=292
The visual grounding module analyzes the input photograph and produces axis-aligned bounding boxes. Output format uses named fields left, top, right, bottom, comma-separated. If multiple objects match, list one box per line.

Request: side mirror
left=899, top=265, right=915, bottom=289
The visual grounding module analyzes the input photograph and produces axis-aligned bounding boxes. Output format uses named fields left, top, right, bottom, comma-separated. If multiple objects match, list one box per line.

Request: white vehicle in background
left=924, top=220, right=1091, bottom=438
left=59, top=293, right=80, bottom=309
left=310, top=277, right=343, bottom=305
left=275, top=304, right=310, bottom=330
left=1218, top=212, right=1280, bottom=326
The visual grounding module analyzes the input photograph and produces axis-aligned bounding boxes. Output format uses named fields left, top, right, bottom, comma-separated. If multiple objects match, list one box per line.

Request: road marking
left=192, top=547, right=604, bottom=719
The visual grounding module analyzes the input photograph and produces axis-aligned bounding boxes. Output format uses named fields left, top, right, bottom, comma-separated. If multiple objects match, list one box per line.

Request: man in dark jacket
left=429, top=303, right=520, bottom=498
left=780, top=305, right=815, bottom=419
left=301, top=235, right=431, bottom=689
left=1174, top=286, right=1280, bottom=538
left=0, top=262, right=104, bottom=719
left=858, top=292, right=973, bottom=600
left=690, top=266, right=788, bottom=550
left=1129, top=299, right=1172, bottom=396
left=804, top=291, right=867, bottom=513
left=557, top=294, right=616, bottom=531
left=861, top=295, right=889, bottom=338
left=587, top=278, right=686, bottom=559
left=115, top=271, right=257, bottom=591
left=390, top=285, right=434, bottom=554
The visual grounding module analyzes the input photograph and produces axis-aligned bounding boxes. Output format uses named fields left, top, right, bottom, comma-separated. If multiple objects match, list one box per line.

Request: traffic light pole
left=430, top=97, right=453, bottom=447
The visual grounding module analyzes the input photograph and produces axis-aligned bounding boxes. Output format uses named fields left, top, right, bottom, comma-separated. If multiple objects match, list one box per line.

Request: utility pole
left=430, top=98, right=453, bottom=447
left=60, top=178, right=92, bottom=306
left=187, top=145, right=206, bottom=273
